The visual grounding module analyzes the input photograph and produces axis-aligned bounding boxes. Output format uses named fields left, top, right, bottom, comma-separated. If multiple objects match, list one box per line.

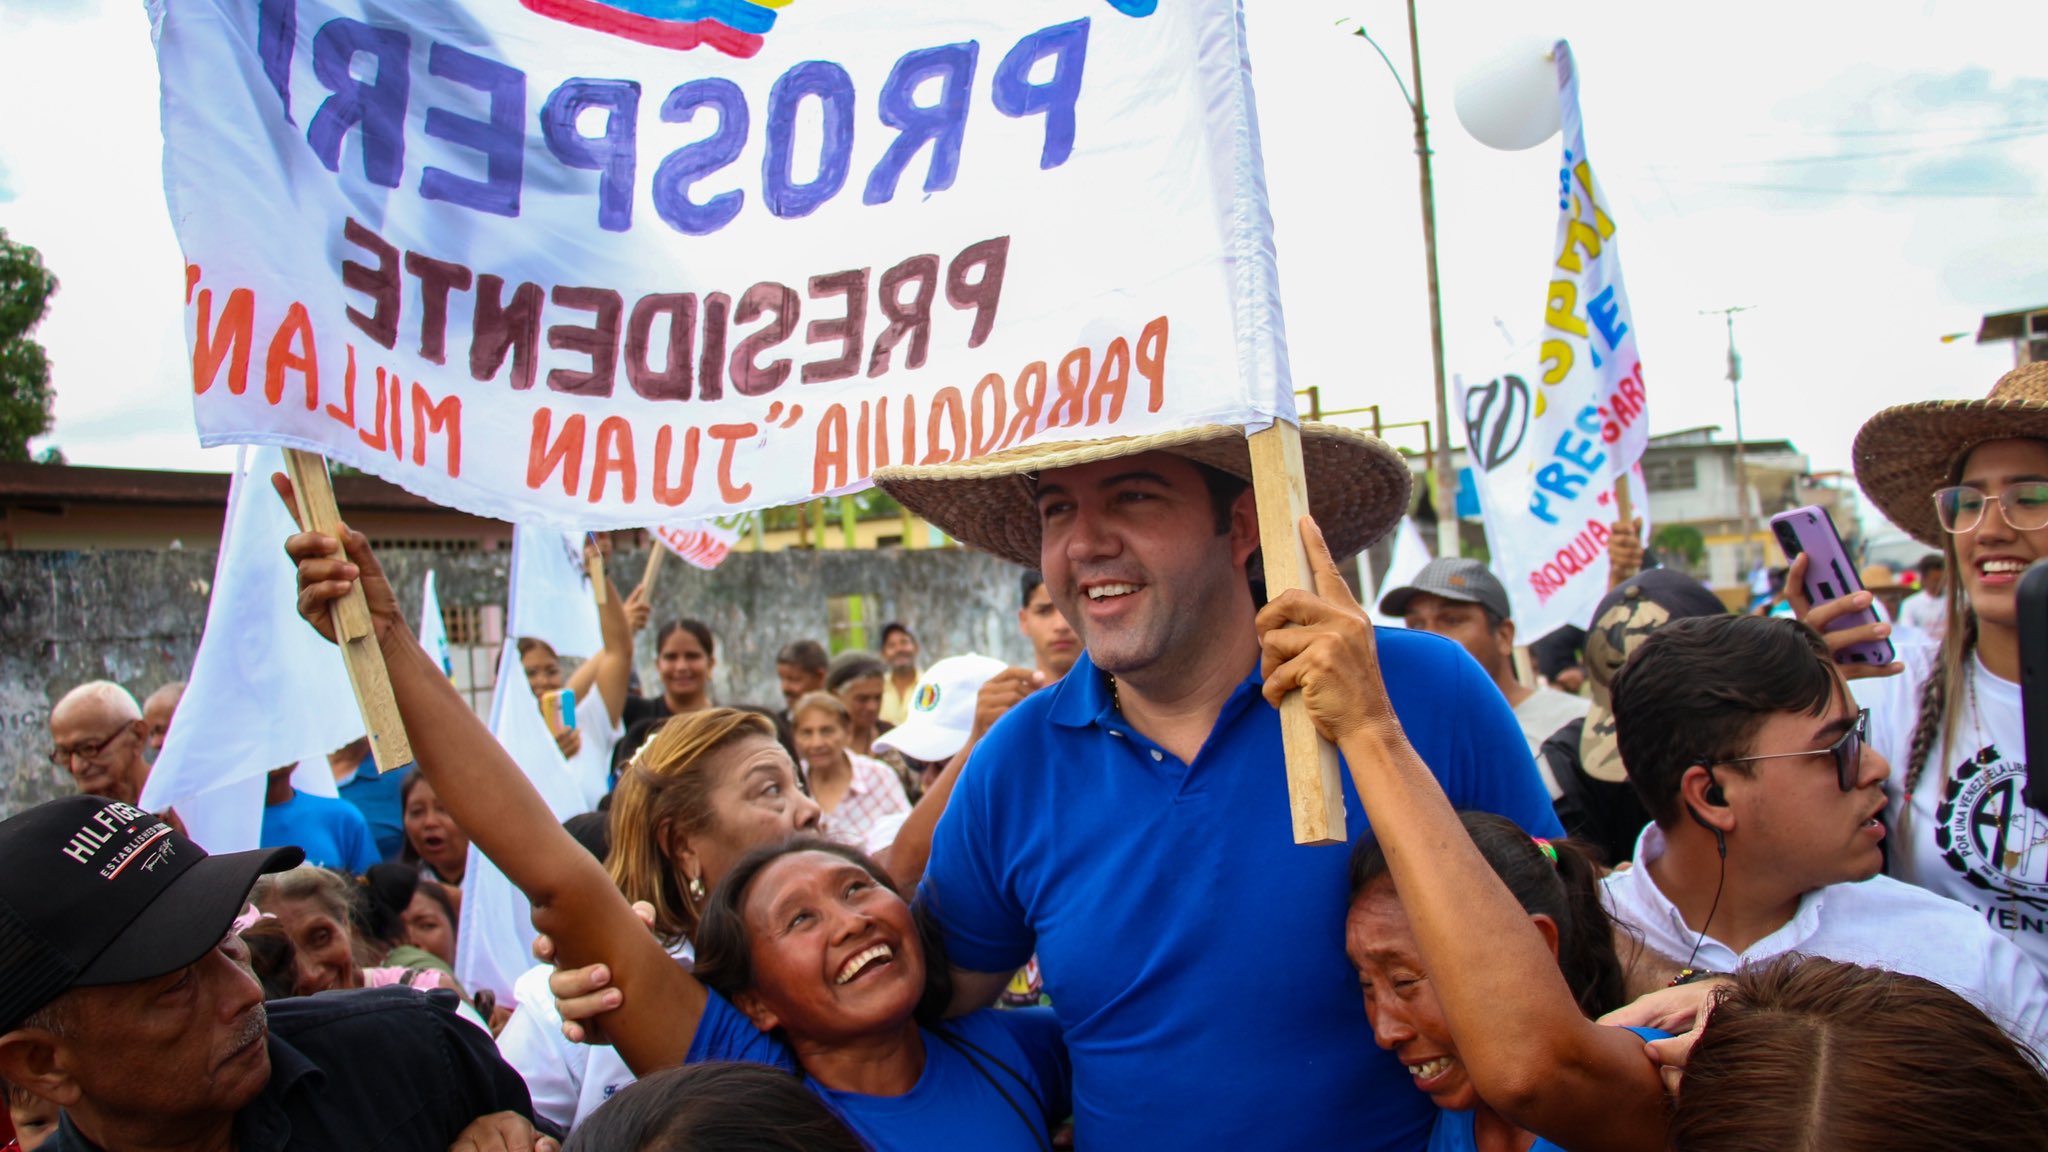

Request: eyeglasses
left=1933, top=483, right=2048, bottom=535
left=1719, top=708, right=1868, bottom=793
left=49, top=724, right=135, bottom=770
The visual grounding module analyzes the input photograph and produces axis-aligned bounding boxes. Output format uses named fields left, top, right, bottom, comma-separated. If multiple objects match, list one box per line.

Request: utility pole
left=1703, top=306, right=1755, bottom=575
left=1346, top=6, right=1457, bottom=558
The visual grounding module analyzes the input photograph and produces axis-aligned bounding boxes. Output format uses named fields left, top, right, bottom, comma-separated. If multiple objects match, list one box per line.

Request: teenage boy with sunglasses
left=1601, top=614, right=2048, bottom=1059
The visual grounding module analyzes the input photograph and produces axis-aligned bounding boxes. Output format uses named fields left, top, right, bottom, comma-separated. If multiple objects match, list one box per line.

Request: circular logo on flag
left=517, top=0, right=789, bottom=58
left=914, top=683, right=941, bottom=712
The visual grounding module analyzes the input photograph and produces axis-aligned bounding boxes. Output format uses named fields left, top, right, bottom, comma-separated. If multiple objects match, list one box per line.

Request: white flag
left=455, top=530, right=603, bottom=1002
left=419, top=571, right=453, bottom=678
left=509, top=527, right=602, bottom=660
left=1368, top=519, right=1433, bottom=629
left=141, top=448, right=364, bottom=852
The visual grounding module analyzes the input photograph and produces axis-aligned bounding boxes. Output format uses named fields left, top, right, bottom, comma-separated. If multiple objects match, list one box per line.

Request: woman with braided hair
left=1821, top=363, right=2048, bottom=975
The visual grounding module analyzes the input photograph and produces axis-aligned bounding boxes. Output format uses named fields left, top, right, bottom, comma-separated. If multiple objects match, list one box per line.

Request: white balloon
left=1453, top=36, right=1564, bottom=152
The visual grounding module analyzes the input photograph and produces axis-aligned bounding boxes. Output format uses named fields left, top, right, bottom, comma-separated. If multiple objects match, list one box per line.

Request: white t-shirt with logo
left=1858, top=647, right=2048, bottom=975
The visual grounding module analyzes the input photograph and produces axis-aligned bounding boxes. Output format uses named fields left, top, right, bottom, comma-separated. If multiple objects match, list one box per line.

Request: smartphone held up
left=1770, top=505, right=1897, bottom=668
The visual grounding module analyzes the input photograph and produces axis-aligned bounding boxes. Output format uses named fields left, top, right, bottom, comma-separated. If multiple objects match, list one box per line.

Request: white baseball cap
left=872, top=654, right=1009, bottom=763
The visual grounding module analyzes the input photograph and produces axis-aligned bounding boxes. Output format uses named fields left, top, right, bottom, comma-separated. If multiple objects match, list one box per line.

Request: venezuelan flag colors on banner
left=150, top=0, right=1295, bottom=531
left=517, top=0, right=792, bottom=58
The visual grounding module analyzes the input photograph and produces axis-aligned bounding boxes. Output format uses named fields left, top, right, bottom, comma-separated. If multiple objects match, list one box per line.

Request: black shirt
left=49, top=987, right=533, bottom=1152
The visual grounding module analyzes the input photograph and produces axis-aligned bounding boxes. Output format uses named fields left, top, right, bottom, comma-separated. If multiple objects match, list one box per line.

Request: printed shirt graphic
left=1862, top=650, right=2048, bottom=975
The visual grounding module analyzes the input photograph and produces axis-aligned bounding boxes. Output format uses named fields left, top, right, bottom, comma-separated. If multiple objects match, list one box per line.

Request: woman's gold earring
left=688, top=873, right=706, bottom=903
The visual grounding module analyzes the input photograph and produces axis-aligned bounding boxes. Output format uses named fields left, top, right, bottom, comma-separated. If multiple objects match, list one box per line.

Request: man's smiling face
left=1034, top=452, right=1256, bottom=678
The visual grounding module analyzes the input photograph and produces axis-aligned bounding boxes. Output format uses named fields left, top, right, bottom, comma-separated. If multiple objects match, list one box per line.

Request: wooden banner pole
left=1247, top=422, right=1347, bottom=847
left=282, top=449, right=415, bottom=774
left=587, top=538, right=609, bottom=604
left=639, top=537, right=666, bottom=599
left=1612, top=475, right=1640, bottom=583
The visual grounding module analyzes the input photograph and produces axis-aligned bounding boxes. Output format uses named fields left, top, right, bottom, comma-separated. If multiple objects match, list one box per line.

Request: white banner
left=154, top=0, right=1298, bottom=530
left=1459, top=41, right=1650, bottom=638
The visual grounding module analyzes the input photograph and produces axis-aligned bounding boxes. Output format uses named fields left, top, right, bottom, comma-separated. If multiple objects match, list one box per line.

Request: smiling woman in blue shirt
left=280, top=521, right=1070, bottom=1152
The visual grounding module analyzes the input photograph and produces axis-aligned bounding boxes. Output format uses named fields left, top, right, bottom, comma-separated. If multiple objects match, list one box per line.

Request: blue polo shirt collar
left=1046, top=653, right=1268, bottom=748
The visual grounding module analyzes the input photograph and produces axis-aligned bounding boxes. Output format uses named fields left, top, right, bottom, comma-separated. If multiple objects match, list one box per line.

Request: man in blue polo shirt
left=874, top=424, right=1560, bottom=1150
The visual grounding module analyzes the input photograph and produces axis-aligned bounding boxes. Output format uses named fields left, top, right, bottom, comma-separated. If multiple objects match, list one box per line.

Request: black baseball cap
left=0, top=796, right=302, bottom=1029
left=1377, top=558, right=1514, bottom=622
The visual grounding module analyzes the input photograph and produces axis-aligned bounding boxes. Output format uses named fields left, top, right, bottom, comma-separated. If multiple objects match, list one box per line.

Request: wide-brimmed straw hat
left=1855, top=362, right=2048, bottom=547
left=872, top=423, right=1412, bottom=569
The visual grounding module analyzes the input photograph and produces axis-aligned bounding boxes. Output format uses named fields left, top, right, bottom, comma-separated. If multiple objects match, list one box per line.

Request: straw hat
left=1854, top=362, right=2048, bottom=547
left=872, top=423, right=1412, bottom=569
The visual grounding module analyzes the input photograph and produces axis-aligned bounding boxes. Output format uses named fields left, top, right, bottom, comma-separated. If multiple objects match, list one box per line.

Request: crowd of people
left=6, top=365, right=2048, bottom=1150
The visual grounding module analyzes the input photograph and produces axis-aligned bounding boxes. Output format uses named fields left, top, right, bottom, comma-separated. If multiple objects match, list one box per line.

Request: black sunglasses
left=1719, top=708, right=1868, bottom=793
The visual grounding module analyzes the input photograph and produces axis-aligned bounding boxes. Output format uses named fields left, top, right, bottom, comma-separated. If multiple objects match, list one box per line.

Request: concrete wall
left=0, top=547, right=1035, bottom=817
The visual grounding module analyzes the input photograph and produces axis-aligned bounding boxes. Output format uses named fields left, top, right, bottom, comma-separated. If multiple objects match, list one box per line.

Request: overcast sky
left=2, top=0, right=2044, bottom=529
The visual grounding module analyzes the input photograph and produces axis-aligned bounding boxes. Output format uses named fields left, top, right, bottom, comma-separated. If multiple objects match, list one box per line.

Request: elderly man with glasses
left=47, top=682, right=153, bottom=807
left=1597, top=613, right=2048, bottom=1062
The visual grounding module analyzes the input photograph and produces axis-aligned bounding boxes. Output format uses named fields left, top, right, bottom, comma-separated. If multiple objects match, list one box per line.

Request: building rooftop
left=0, top=461, right=441, bottom=510
left=1976, top=305, right=2048, bottom=344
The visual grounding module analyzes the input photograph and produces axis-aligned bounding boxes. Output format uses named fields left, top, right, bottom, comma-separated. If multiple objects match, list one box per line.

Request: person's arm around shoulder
left=876, top=667, right=1042, bottom=893
left=911, top=683, right=1043, bottom=1017
left=277, top=477, right=706, bottom=1077
left=1256, top=517, right=1667, bottom=1152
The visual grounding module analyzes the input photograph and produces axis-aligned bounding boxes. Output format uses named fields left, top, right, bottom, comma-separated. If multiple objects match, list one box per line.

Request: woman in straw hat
left=1838, top=362, right=2048, bottom=974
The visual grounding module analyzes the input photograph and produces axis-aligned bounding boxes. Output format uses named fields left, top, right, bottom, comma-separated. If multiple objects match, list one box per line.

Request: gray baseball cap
left=1377, top=558, right=1513, bottom=622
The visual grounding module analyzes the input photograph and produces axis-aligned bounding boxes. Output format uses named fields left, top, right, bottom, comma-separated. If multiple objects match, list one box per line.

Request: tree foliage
left=0, top=228, right=57, bottom=463
left=1652, top=523, right=1707, bottom=571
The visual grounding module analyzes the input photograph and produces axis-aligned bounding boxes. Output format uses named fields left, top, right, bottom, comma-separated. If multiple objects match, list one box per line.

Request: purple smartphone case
left=1770, top=506, right=1896, bottom=666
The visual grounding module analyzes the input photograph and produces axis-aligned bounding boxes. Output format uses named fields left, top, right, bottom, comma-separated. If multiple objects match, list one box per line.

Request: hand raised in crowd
left=552, top=726, right=583, bottom=760
left=446, top=1110, right=559, bottom=1152
left=1783, top=552, right=1906, bottom=680
left=1253, top=516, right=1400, bottom=745
left=971, top=667, right=1046, bottom=743
left=622, top=583, right=653, bottom=634
left=531, top=899, right=658, bottom=1045
left=271, top=473, right=408, bottom=650
left=1608, top=516, right=1644, bottom=587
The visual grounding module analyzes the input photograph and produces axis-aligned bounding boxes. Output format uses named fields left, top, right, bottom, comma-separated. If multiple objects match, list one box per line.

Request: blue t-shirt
left=263, top=790, right=381, bottom=875
left=687, top=989, right=1070, bottom=1151
left=1426, top=1027, right=1670, bottom=1152
left=920, top=632, right=1560, bottom=1151
left=336, top=756, right=410, bottom=862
